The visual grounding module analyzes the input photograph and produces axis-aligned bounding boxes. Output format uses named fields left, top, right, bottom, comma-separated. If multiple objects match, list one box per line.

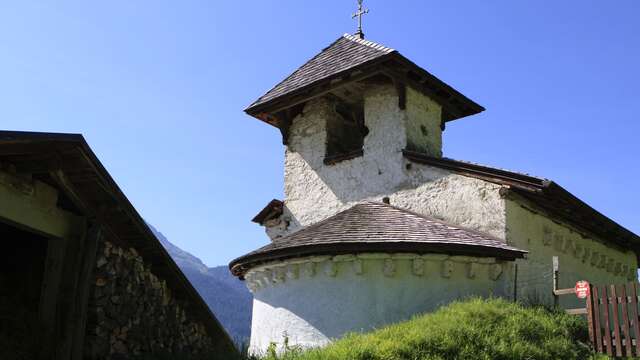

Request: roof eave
left=402, top=150, right=640, bottom=251
left=252, top=199, right=284, bottom=224
left=244, top=53, right=397, bottom=124
left=244, top=52, right=485, bottom=127
left=229, top=241, right=527, bottom=278
left=0, top=131, right=239, bottom=355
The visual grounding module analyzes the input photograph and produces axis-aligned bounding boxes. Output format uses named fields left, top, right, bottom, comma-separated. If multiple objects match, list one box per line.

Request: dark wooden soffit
left=245, top=52, right=484, bottom=130
left=252, top=199, right=284, bottom=225
left=402, top=150, right=640, bottom=252
left=0, top=130, right=238, bottom=356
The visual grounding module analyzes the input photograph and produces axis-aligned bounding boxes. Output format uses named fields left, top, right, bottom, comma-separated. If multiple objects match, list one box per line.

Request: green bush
left=250, top=298, right=598, bottom=360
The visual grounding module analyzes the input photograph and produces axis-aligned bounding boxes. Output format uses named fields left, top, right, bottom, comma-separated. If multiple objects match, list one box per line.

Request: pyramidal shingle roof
left=230, top=202, right=526, bottom=277
left=248, top=34, right=395, bottom=110
left=245, top=34, right=485, bottom=123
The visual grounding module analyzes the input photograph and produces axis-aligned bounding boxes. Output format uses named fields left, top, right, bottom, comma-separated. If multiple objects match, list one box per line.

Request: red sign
left=575, top=281, right=590, bottom=299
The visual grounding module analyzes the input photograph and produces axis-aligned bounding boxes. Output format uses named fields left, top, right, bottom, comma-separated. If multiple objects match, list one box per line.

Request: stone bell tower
left=245, top=34, right=484, bottom=236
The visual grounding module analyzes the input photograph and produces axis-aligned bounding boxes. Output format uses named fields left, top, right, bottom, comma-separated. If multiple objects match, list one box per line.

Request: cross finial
left=352, top=0, right=369, bottom=39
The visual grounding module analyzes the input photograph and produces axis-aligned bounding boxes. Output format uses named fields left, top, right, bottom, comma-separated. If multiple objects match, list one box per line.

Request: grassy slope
left=254, top=298, right=601, bottom=360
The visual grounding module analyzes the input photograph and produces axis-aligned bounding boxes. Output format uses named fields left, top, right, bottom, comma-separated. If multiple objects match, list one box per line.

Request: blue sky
left=1, top=1, right=638, bottom=267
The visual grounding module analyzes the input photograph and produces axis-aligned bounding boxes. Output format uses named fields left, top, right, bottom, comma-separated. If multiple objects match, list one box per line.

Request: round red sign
left=575, top=280, right=590, bottom=299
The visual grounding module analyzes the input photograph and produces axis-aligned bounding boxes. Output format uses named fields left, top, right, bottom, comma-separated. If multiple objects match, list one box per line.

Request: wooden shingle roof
left=0, top=130, right=238, bottom=356
left=230, top=202, right=526, bottom=277
left=248, top=34, right=394, bottom=109
left=245, top=34, right=485, bottom=126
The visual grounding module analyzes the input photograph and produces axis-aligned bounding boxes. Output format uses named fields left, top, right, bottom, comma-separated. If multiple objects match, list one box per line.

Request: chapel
left=229, top=21, right=640, bottom=353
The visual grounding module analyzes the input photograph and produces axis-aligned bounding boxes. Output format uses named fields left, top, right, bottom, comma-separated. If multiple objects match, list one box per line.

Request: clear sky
left=1, top=1, right=638, bottom=267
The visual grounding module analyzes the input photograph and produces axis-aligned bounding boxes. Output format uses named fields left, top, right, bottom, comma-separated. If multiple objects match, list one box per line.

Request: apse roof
left=230, top=202, right=527, bottom=277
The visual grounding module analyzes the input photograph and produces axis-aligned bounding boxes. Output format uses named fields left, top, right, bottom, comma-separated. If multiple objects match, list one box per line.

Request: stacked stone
left=84, top=240, right=215, bottom=359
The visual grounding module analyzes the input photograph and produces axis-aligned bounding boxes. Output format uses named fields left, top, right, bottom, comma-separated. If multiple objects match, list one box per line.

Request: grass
left=248, top=298, right=604, bottom=360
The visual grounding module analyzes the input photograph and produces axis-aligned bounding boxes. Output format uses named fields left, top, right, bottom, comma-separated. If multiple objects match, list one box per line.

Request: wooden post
left=513, top=263, right=518, bottom=302
left=552, top=256, right=559, bottom=308
left=38, top=236, right=67, bottom=360
left=71, top=223, right=102, bottom=360
left=629, top=282, right=640, bottom=356
left=586, top=284, right=595, bottom=348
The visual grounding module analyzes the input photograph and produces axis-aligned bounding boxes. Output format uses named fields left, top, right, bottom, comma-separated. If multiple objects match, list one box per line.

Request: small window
left=324, top=102, right=367, bottom=165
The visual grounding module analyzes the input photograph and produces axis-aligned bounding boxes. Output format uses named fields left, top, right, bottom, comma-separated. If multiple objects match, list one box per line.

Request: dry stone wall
left=84, top=239, right=218, bottom=360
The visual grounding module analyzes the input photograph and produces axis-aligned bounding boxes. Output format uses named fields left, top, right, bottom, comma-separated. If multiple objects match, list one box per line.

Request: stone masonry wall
left=83, top=239, right=218, bottom=359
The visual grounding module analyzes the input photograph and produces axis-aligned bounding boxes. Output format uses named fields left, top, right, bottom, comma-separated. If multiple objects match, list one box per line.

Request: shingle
left=247, top=34, right=395, bottom=110
left=230, top=202, right=526, bottom=276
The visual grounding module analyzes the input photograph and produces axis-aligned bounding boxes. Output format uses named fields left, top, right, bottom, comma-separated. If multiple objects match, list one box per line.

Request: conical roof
left=230, top=202, right=526, bottom=277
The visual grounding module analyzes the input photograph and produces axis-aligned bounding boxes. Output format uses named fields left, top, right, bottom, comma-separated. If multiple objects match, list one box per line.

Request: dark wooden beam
left=275, top=111, right=293, bottom=145
left=249, top=63, right=388, bottom=123
left=71, top=224, right=102, bottom=360
left=55, top=228, right=86, bottom=359
left=50, top=170, right=89, bottom=213
left=381, top=68, right=466, bottom=121
left=38, top=234, right=67, bottom=360
left=394, top=81, right=406, bottom=110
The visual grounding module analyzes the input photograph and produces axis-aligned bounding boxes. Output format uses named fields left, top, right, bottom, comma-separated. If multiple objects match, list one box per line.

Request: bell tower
left=245, top=34, right=484, bottom=235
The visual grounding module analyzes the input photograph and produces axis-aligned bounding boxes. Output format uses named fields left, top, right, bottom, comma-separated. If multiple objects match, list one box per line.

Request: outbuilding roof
left=245, top=34, right=485, bottom=125
left=0, top=130, right=238, bottom=355
left=230, top=202, right=527, bottom=277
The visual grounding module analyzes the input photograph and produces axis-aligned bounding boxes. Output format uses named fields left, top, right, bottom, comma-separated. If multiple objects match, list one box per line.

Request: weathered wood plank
left=554, top=288, right=576, bottom=296
left=57, top=231, right=86, bottom=359
left=619, top=284, right=633, bottom=357
left=611, top=285, right=623, bottom=357
left=602, top=286, right=613, bottom=356
left=586, top=285, right=595, bottom=348
left=565, top=308, right=587, bottom=315
left=38, top=237, right=67, bottom=360
left=593, top=285, right=603, bottom=353
left=71, top=224, right=101, bottom=360
left=630, top=282, right=640, bottom=356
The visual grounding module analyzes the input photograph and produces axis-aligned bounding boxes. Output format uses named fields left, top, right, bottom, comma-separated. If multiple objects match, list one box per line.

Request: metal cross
left=352, top=0, right=369, bottom=39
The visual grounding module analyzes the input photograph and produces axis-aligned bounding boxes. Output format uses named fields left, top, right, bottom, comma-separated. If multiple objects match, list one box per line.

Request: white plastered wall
left=505, top=197, right=638, bottom=309
left=246, top=253, right=509, bottom=353
left=250, top=81, right=639, bottom=354
left=279, top=84, right=506, bottom=240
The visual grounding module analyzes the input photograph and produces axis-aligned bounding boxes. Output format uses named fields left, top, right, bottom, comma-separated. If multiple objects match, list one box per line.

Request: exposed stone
left=84, top=239, right=217, bottom=359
